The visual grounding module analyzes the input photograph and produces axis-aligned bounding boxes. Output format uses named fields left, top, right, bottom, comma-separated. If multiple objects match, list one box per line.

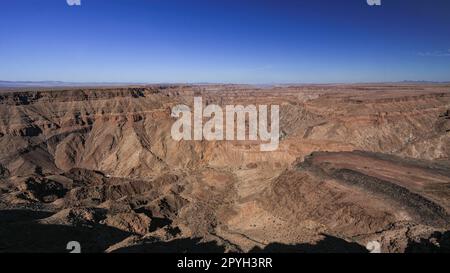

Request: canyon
left=0, top=84, right=449, bottom=253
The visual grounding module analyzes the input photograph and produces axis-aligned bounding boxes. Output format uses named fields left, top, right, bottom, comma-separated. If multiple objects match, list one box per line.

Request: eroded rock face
left=24, top=177, right=68, bottom=203
left=102, top=212, right=152, bottom=236
left=0, top=84, right=449, bottom=252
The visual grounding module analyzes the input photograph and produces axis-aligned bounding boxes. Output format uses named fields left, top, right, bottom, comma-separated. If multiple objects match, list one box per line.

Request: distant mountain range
left=0, top=81, right=147, bottom=88
left=1, top=80, right=449, bottom=88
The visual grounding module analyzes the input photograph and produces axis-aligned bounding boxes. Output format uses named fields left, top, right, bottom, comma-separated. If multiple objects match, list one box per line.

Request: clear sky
left=1, top=0, right=449, bottom=83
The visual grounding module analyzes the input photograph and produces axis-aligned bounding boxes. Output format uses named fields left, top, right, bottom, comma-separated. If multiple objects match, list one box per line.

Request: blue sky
left=1, top=0, right=449, bottom=83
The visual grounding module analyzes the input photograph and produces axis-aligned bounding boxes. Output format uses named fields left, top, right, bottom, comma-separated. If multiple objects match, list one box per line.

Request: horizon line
left=1, top=80, right=450, bottom=87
